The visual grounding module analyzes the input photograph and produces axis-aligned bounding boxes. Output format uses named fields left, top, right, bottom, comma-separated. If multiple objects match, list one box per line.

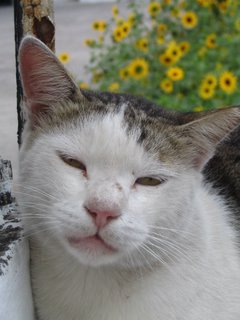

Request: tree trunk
left=14, top=0, right=55, bottom=145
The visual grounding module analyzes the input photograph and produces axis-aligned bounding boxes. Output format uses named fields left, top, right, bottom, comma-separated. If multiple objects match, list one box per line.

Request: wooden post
left=14, top=0, right=55, bottom=145
left=0, top=2, right=56, bottom=318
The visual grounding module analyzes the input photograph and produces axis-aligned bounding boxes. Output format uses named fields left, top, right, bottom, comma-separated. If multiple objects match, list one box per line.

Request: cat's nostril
left=86, top=207, right=97, bottom=220
left=84, top=205, right=119, bottom=229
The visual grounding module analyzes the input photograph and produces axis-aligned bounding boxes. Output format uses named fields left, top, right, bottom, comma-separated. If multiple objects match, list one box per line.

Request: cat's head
left=17, top=36, right=240, bottom=268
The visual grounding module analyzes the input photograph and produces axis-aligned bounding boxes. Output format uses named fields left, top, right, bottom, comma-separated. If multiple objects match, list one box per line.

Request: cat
left=17, top=35, right=240, bottom=320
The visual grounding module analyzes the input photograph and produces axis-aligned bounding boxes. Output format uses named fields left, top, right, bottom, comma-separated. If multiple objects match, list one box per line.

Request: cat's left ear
left=18, top=35, right=83, bottom=118
left=180, top=107, right=240, bottom=170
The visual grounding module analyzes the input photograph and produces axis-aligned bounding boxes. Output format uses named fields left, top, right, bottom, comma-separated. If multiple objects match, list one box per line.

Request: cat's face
left=19, top=107, right=194, bottom=267
left=17, top=36, right=240, bottom=268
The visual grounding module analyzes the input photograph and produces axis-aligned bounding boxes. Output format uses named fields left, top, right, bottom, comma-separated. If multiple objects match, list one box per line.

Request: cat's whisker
left=142, top=243, right=185, bottom=279
left=146, top=238, right=190, bottom=265
left=126, top=251, right=139, bottom=272
left=14, top=193, right=55, bottom=206
left=134, top=246, right=155, bottom=272
left=18, top=203, right=52, bottom=212
left=147, top=235, right=193, bottom=264
left=14, top=183, right=59, bottom=201
left=23, top=219, right=62, bottom=229
left=19, top=209, right=58, bottom=218
left=147, top=225, right=195, bottom=236
left=21, top=217, right=59, bottom=225
left=126, top=242, right=154, bottom=273
left=148, top=233, right=190, bottom=251
left=121, top=224, right=195, bottom=239
left=22, top=224, right=61, bottom=239
left=140, top=243, right=170, bottom=270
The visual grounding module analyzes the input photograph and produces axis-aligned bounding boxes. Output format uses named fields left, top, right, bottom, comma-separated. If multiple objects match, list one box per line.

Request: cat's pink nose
left=85, top=205, right=120, bottom=229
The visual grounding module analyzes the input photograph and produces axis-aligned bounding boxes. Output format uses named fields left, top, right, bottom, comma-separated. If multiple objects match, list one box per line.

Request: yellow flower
left=193, top=106, right=205, bottom=112
left=197, top=0, right=213, bottom=7
left=163, top=0, right=172, bottom=4
left=121, top=21, right=131, bottom=37
left=235, top=18, right=240, bottom=31
left=198, top=47, right=207, bottom=57
left=112, top=22, right=131, bottom=42
left=58, top=52, right=71, bottom=63
left=136, top=38, right=148, bottom=52
left=92, top=20, right=107, bottom=32
left=98, top=36, right=104, bottom=45
left=219, top=71, right=237, bottom=94
left=166, top=67, right=184, bottom=81
left=206, top=33, right=217, bottom=49
left=112, top=5, right=119, bottom=17
left=198, top=85, right=215, bottom=100
left=92, top=72, right=103, bottom=84
left=83, top=38, right=95, bottom=47
left=181, top=12, right=198, bottom=29
left=148, top=1, right=161, bottom=18
left=113, top=26, right=124, bottom=42
left=166, top=42, right=183, bottom=63
left=92, top=21, right=100, bottom=31
left=179, top=0, right=186, bottom=8
left=202, top=74, right=217, bottom=88
left=128, top=13, right=136, bottom=26
left=159, top=53, right=174, bottom=66
left=116, top=17, right=124, bottom=26
left=156, top=36, right=165, bottom=45
left=108, top=82, right=120, bottom=92
left=218, top=0, right=230, bottom=13
left=157, top=23, right=167, bottom=34
left=179, top=41, right=190, bottom=54
left=79, top=82, right=89, bottom=89
left=171, top=8, right=180, bottom=17
left=128, top=58, right=149, bottom=80
left=119, top=67, right=130, bottom=80
left=160, top=79, right=173, bottom=93
left=100, top=20, right=107, bottom=32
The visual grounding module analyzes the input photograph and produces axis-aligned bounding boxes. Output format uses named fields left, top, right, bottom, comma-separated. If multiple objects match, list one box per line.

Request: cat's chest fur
left=32, top=238, right=240, bottom=320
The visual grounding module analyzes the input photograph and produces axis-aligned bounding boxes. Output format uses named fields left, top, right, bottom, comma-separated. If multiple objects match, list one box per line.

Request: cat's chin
left=62, top=234, right=122, bottom=267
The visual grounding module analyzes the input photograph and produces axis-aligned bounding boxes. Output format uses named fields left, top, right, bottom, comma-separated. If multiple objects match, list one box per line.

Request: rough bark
left=14, top=0, right=55, bottom=145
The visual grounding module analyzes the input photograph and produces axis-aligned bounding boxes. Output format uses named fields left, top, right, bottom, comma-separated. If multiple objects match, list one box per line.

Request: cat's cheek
left=51, top=199, right=96, bottom=236
left=100, top=214, right=148, bottom=252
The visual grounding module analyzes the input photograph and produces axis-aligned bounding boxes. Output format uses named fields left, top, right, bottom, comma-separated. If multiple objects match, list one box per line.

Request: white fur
left=18, top=111, right=240, bottom=320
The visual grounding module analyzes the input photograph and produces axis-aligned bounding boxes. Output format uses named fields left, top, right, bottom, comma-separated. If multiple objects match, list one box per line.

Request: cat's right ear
left=18, top=36, right=82, bottom=121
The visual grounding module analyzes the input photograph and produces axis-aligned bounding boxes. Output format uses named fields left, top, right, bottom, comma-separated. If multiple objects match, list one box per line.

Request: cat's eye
left=58, top=153, right=86, bottom=172
left=135, top=177, right=165, bottom=186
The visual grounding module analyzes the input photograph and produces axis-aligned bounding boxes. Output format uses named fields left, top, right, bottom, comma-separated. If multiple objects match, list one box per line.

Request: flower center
left=135, top=66, right=143, bottom=74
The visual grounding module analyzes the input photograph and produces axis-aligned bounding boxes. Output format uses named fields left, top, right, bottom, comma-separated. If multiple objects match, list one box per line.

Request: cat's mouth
left=67, top=234, right=117, bottom=253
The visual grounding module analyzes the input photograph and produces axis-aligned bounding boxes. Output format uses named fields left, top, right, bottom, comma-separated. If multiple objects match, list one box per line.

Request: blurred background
left=0, top=0, right=239, bottom=174
left=0, top=0, right=123, bottom=173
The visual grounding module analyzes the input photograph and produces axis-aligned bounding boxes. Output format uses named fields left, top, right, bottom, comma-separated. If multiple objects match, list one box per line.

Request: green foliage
left=81, top=0, right=240, bottom=112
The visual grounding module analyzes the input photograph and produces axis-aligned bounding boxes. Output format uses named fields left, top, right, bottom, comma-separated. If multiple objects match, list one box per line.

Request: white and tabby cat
left=17, top=36, right=240, bottom=320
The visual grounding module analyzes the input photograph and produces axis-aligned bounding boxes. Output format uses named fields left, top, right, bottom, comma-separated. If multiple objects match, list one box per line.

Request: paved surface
left=0, top=0, right=126, bottom=174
